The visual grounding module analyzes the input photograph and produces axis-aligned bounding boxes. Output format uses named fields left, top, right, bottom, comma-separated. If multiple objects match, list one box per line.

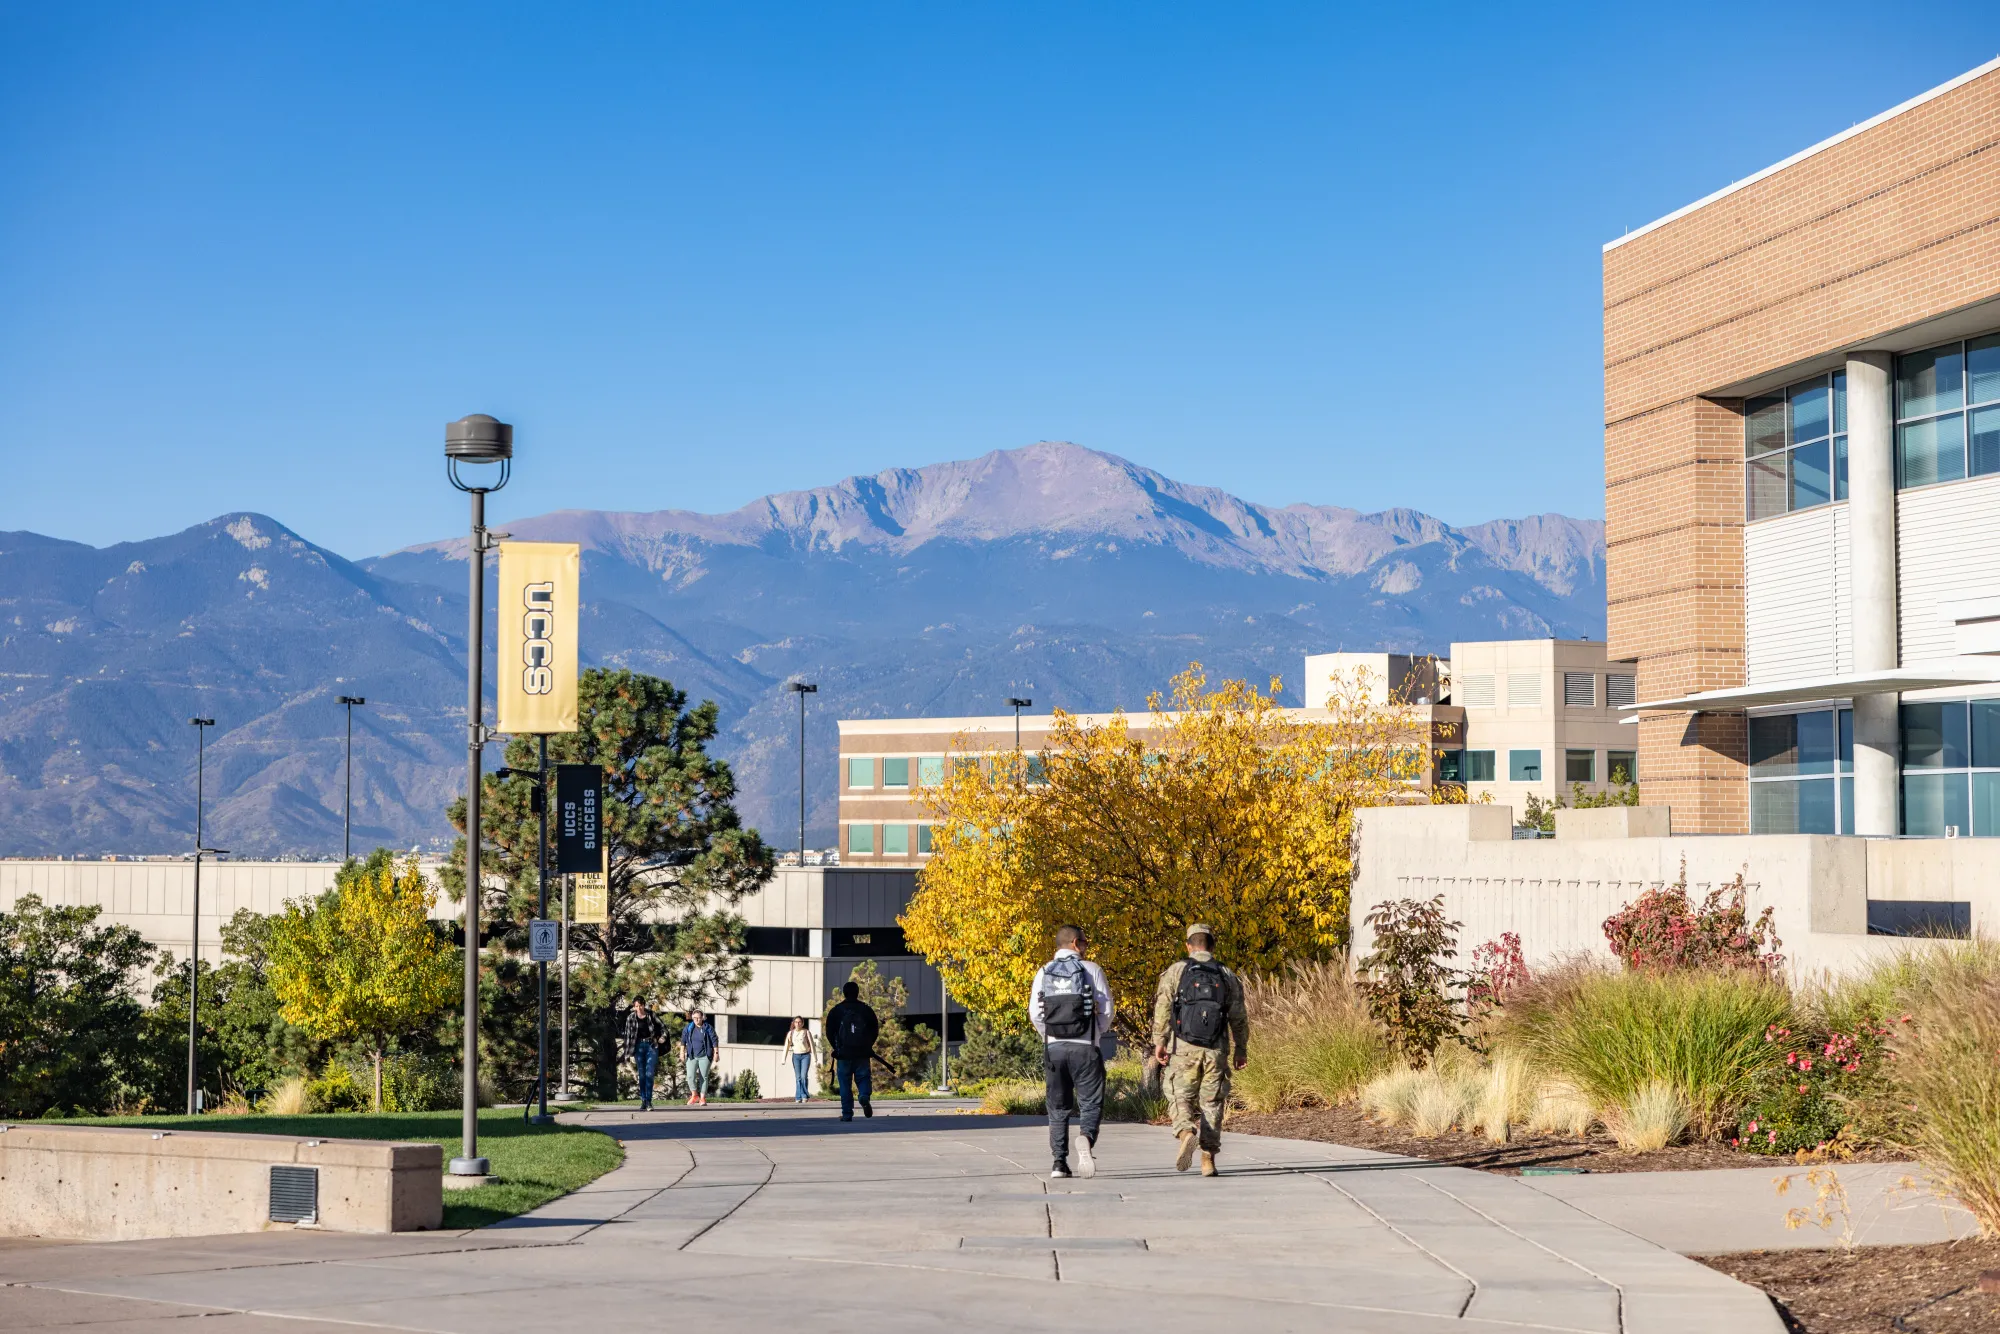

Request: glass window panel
left=882, top=823, right=909, bottom=855
left=881, top=757, right=910, bottom=787
left=1794, top=710, right=1837, bottom=775
left=1899, top=343, right=1964, bottom=419
left=1795, top=778, right=1838, bottom=834
left=847, top=823, right=874, bottom=854
left=1747, top=457, right=1787, bottom=520
left=1565, top=749, right=1596, bottom=782
left=1970, top=405, right=2000, bottom=478
left=917, top=756, right=945, bottom=785
left=1790, top=440, right=1831, bottom=510
left=1789, top=379, right=1830, bottom=443
left=1832, top=370, right=1847, bottom=433
left=846, top=757, right=874, bottom=788
left=1902, top=702, right=1968, bottom=768
left=1026, top=756, right=1047, bottom=784
left=1902, top=773, right=1970, bottom=837
left=1974, top=774, right=2000, bottom=838
left=1973, top=700, right=2000, bottom=769
left=1898, top=414, right=1965, bottom=488
left=917, top=824, right=933, bottom=854
left=1839, top=708, right=1853, bottom=772
left=1970, top=334, right=2000, bottom=407
left=1608, top=750, right=1637, bottom=783
left=1750, top=714, right=1799, bottom=774
left=1746, top=397, right=1787, bottom=455
left=1840, top=776, right=1855, bottom=835
left=1462, top=750, right=1495, bottom=782
left=1834, top=435, right=1848, bottom=500
left=1751, top=781, right=1801, bottom=834
left=1508, top=749, right=1542, bottom=782
left=1437, top=750, right=1464, bottom=782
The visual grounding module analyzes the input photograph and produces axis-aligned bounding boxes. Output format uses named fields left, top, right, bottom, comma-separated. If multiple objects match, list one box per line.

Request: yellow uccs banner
left=573, top=852, right=608, bottom=924
left=496, top=541, right=580, bottom=734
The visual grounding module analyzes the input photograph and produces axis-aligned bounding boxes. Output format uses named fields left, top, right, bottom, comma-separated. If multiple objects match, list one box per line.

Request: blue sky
left=4, top=3, right=1998, bottom=557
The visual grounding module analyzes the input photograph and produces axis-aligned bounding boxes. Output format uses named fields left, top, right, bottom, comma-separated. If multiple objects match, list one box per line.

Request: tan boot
left=1174, top=1130, right=1198, bottom=1172
left=1200, top=1150, right=1218, bottom=1177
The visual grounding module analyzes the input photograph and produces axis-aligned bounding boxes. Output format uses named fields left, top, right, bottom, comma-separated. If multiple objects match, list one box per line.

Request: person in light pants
left=681, top=1009, right=719, bottom=1106
left=785, top=1016, right=818, bottom=1102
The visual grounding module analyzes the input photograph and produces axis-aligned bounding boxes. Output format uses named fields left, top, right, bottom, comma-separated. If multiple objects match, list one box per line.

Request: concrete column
left=1847, top=352, right=1899, bottom=836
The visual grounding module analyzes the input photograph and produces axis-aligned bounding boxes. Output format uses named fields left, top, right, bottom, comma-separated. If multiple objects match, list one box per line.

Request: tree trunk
left=373, top=1047, right=384, bottom=1112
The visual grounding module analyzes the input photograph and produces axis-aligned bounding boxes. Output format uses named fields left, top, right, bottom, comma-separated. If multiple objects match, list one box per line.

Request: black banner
left=553, top=764, right=603, bottom=873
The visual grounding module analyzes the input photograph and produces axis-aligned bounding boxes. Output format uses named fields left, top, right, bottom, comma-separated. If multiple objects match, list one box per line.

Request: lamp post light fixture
left=446, top=413, right=512, bottom=1179
left=337, top=696, right=366, bottom=860
left=1005, top=697, right=1033, bottom=751
left=185, top=716, right=216, bottom=1115
left=786, top=682, right=817, bottom=863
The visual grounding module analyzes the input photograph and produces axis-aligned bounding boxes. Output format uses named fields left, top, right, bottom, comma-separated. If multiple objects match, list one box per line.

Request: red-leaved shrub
left=1602, top=861, right=1782, bottom=974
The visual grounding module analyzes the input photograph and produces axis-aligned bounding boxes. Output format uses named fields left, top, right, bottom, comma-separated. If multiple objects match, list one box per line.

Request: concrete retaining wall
left=1352, top=806, right=2000, bottom=980
left=0, top=1125, right=443, bottom=1240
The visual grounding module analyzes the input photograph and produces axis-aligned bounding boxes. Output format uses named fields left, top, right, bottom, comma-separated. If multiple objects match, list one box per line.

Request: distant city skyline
left=4, top=3, right=1999, bottom=556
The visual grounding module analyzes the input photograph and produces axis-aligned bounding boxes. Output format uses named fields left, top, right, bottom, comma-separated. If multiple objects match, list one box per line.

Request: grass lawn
left=77, top=1108, right=623, bottom=1230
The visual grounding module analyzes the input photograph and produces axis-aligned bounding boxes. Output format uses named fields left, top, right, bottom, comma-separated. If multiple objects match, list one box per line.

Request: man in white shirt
left=1028, top=924, right=1115, bottom=1179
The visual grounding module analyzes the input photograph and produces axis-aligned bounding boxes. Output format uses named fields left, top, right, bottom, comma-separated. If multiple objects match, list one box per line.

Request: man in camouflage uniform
left=1151, top=923, right=1249, bottom=1177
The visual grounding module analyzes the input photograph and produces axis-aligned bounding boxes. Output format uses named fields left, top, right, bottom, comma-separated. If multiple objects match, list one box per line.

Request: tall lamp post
left=787, top=681, right=817, bottom=863
left=185, top=716, right=215, bottom=1115
left=1005, top=697, right=1032, bottom=751
left=337, top=695, right=366, bottom=860
left=446, top=413, right=512, bottom=1180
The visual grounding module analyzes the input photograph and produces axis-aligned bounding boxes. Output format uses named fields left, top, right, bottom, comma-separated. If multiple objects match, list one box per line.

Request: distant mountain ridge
left=0, top=442, right=1604, bottom=857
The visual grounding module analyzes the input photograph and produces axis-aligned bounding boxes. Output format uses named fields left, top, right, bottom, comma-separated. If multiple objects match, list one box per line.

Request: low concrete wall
left=1352, top=806, right=2000, bottom=980
left=0, top=1125, right=443, bottom=1240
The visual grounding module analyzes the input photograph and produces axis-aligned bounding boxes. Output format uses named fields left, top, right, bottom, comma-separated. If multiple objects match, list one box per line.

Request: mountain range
left=0, top=442, right=1605, bottom=857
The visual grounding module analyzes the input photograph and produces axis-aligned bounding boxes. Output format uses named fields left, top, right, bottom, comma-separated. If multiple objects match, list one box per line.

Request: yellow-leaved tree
left=268, top=858, right=459, bottom=1111
left=901, top=664, right=1457, bottom=1035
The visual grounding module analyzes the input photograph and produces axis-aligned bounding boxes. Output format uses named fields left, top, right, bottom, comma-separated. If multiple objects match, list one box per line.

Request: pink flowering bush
left=1601, top=861, right=1782, bottom=975
left=1734, top=1019, right=1895, bottom=1155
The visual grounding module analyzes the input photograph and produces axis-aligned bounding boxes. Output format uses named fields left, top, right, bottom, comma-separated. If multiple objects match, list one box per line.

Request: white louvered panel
left=1506, top=673, right=1541, bottom=708
left=1460, top=674, right=1496, bottom=708
left=1897, top=474, right=2000, bottom=665
left=1831, top=504, right=1852, bottom=675
left=1745, top=506, right=1842, bottom=684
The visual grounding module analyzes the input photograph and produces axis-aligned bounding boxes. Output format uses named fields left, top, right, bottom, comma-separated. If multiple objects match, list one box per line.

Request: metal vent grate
left=1606, top=674, right=1637, bottom=709
left=1506, top=673, right=1542, bottom=708
left=269, top=1165, right=319, bottom=1223
left=1563, top=672, right=1596, bottom=707
left=1459, top=674, right=1495, bottom=708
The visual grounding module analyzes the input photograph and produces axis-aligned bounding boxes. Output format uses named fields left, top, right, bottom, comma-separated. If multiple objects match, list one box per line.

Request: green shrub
left=1237, top=961, right=1390, bottom=1112
left=1497, top=964, right=1789, bottom=1138
left=733, top=1069, right=761, bottom=1101
left=381, top=1053, right=458, bottom=1113
left=950, top=1012, right=1043, bottom=1084
left=1357, top=897, right=1467, bottom=1067
left=305, top=1063, right=366, bottom=1113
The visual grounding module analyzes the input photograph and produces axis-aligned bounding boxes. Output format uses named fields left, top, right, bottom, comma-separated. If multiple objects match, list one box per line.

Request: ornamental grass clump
left=1497, top=963, right=1789, bottom=1138
left=1236, top=961, right=1391, bottom=1112
left=1887, top=942, right=2000, bottom=1235
left=1602, top=1080, right=1691, bottom=1153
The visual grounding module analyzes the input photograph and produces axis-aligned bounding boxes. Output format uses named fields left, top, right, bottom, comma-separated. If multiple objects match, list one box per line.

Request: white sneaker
left=1075, top=1136, right=1096, bottom=1179
left=1050, top=1164, right=1072, bottom=1180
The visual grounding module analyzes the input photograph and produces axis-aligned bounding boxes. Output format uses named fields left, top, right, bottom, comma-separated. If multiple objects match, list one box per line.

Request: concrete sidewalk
left=2, top=1104, right=1784, bottom=1333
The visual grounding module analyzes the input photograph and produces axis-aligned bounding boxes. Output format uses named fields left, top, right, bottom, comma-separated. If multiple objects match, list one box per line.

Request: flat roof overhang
left=1632, top=663, right=2000, bottom=713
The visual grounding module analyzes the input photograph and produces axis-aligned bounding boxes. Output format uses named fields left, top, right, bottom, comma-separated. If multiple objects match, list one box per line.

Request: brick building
left=1610, top=57, right=2000, bottom=835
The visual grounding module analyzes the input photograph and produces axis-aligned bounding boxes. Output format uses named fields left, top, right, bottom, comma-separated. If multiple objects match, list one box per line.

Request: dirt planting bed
left=1701, top=1239, right=2000, bottom=1333
left=1228, top=1104, right=1903, bottom=1176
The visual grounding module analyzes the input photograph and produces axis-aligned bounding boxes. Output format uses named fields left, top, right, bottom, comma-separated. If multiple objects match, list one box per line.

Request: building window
left=1506, top=674, right=1541, bottom=708
left=882, top=823, right=909, bottom=855
left=1746, top=370, right=1846, bottom=521
left=1508, top=750, right=1542, bottom=782
left=1607, top=750, right=1637, bottom=784
left=1025, top=755, right=1047, bottom=785
left=846, top=757, right=874, bottom=789
left=917, top=824, right=934, bottom=854
left=1565, top=750, right=1596, bottom=783
left=1900, top=699, right=2000, bottom=836
left=829, top=927, right=912, bottom=957
left=1563, top=673, right=1596, bottom=708
left=917, top=756, right=945, bottom=786
left=1459, top=750, right=1496, bottom=782
left=1459, top=674, right=1496, bottom=708
left=1749, top=709, right=1853, bottom=834
left=1436, top=750, right=1465, bottom=782
left=1897, top=335, right=2000, bottom=488
left=1606, top=674, right=1636, bottom=710
left=847, top=823, right=874, bottom=854
left=729, top=1015, right=799, bottom=1045
left=882, top=757, right=910, bottom=787
left=743, top=927, right=810, bottom=957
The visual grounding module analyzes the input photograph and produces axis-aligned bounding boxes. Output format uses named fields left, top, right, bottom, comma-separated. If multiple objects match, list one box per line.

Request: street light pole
left=1005, top=697, right=1032, bottom=752
left=337, top=696, right=366, bottom=860
left=446, top=413, right=512, bottom=1180
left=185, top=716, right=214, bottom=1115
left=787, top=682, right=817, bottom=863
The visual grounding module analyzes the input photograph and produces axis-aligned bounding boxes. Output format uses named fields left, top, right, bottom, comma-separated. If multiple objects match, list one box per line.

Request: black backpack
left=1173, top=959, right=1229, bottom=1048
left=831, top=1002, right=873, bottom=1056
left=1040, top=955, right=1095, bottom=1040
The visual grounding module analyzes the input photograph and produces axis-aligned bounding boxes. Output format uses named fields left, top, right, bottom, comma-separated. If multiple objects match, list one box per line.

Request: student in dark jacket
left=622, top=999, right=664, bottom=1111
left=824, top=981, right=880, bottom=1121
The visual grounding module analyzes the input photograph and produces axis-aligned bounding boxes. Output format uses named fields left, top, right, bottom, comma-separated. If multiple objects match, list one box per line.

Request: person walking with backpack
left=1151, top=924, right=1248, bottom=1177
left=681, top=1009, right=719, bottom=1106
left=825, top=980, right=880, bottom=1121
left=1029, top=924, right=1114, bottom=1180
left=623, top=998, right=664, bottom=1111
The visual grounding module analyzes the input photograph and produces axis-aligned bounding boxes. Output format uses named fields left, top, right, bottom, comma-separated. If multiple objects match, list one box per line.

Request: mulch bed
left=1701, top=1240, right=2000, bottom=1333
left=1226, top=1103, right=1903, bottom=1176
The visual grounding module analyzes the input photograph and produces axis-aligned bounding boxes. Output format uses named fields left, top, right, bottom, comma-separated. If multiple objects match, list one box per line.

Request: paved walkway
left=2, top=1104, right=1784, bottom=1333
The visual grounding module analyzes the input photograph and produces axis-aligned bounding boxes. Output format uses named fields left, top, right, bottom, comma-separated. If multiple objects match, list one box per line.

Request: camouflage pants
left=1165, top=1044, right=1229, bottom=1152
